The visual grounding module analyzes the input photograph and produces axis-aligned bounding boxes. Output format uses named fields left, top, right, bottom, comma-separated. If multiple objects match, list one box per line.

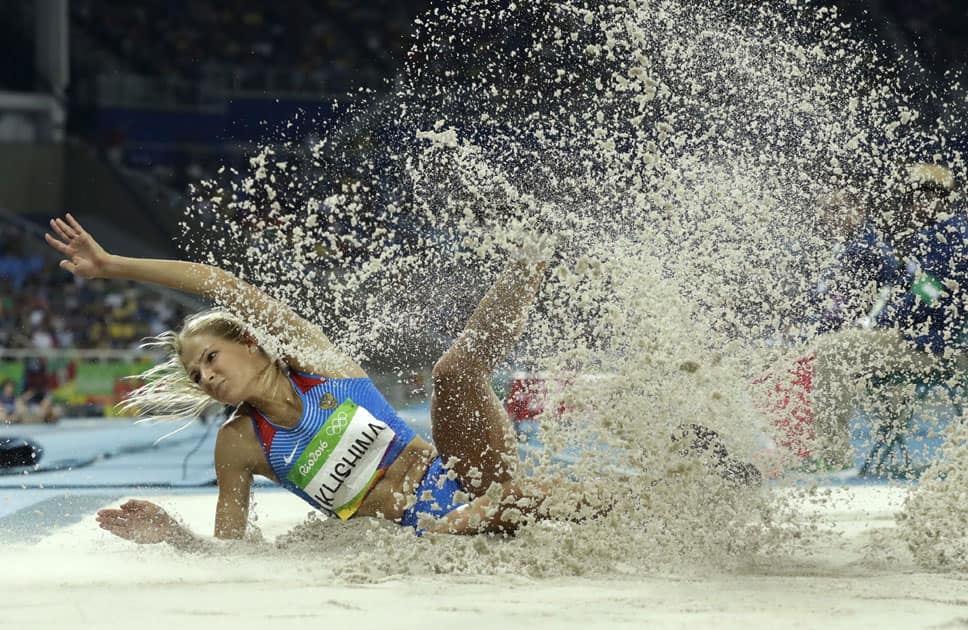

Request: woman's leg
left=422, top=478, right=608, bottom=535
left=431, top=259, right=548, bottom=495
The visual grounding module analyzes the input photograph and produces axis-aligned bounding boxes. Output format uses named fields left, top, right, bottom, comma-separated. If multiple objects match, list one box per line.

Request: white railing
left=0, top=348, right=161, bottom=361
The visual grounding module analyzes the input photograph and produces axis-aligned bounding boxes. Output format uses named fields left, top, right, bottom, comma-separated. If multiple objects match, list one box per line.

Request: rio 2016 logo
left=299, top=441, right=330, bottom=477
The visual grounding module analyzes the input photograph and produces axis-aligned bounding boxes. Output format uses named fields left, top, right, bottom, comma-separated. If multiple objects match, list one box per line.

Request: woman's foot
left=673, top=423, right=763, bottom=486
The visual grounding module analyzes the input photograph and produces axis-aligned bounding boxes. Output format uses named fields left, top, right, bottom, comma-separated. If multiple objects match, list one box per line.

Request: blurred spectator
left=810, top=163, right=968, bottom=467
left=65, top=1, right=431, bottom=201
left=0, top=379, right=17, bottom=423
left=0, top=376, right=60, bottom=424
left=71, top=0, right=425, bottom=94
left=811, top=189, right=871, bottom=333
left=0, top=218, right=190, bottom=350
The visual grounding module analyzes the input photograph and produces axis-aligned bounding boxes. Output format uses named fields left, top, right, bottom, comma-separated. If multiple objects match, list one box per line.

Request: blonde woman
left=45, top=213, right=560, bottom=547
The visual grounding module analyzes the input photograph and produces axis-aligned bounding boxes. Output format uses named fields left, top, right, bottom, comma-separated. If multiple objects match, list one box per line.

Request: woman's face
left=179, top=333, right=266, bottom=405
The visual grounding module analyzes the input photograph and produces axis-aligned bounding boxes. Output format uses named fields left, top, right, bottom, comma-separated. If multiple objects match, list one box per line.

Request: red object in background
left=114, top=377, right=142, bottom=402
left=49, top=360, right=76, bottom=390
left=506, top=375, right=546, bottom=421
left=506, top=374, right=576, bottom=422
left=755, top=354, right=815, bottom=460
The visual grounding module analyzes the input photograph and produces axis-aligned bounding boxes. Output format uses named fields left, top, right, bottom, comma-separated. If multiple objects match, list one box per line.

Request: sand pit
left=7, top=1, right=968, bottom=628
left=2, top=486, right=966, bottom=629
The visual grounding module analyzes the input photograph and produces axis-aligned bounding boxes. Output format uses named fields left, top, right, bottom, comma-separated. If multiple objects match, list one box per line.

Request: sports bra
left=248, top=371, right=416, bottom=519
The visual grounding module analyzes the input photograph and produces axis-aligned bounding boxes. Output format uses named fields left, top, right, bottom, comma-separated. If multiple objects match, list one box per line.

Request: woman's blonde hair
left=120, top=309, right=278, bottom=420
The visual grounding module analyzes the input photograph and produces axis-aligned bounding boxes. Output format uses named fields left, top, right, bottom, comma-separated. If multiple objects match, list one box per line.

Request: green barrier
left=1, top=357, right=154, bottom=414
left=71, top=360, right=152, bottom=396
left=0, top=361, right=24, bottom=388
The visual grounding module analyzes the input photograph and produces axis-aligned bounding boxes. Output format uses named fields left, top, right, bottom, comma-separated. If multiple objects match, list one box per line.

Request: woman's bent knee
left=432, top=355, right=486, bottom=390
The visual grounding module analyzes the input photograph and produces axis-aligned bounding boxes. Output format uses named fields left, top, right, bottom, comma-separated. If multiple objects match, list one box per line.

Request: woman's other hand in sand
left=45, top=213, right=112, bottom=280
left=96, top=499, right=182, bottom=545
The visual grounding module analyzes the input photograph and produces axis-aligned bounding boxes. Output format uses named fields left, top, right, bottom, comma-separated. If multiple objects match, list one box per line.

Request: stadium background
left=1, top=0, right=967, bottom=419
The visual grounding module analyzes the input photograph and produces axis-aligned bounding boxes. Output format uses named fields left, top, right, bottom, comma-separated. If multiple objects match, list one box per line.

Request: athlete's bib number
left=286, top=399, right=395, bottom=519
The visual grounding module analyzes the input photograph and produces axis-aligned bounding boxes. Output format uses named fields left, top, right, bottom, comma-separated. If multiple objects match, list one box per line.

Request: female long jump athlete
left=45, top=213, right=581, bottom=548
left=46, top=214, right=758, bottom=549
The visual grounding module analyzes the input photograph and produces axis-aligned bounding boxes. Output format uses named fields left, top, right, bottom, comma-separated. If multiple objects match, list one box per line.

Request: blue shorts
left=400, top=456, right=466, bottom=534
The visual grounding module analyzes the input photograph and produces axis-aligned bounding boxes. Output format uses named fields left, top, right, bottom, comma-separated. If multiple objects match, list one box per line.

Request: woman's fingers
left=54, top=217, right=77, bottom=239
left=44, top=232, right=71, bottom=255
left=65, top=212, right=84, bottom=233
left=125, top=499, right=163, bottom=516
left=98, top=504, right=142, bottom=520
left=49, top=219, right=73, bottom=243
left=46, top=222, right=87, bottom=277
left=96, top=509, right=127, bottom=522
left=96, top=501, right=170, bottom=544
left=97, top=517, right=129, bottom=533
left=122, top=499, right=151, bottom=512
left=97, top=511, right=145, bottom=539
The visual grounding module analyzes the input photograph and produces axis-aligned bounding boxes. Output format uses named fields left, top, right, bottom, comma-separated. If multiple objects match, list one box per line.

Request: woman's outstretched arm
left=95, top=496, right=257, bottom=553
left=96, top=421, right=271, bottom=551
left=45, top=213, right=363, bottom=376
left=96, top=499, right=219, bottom=552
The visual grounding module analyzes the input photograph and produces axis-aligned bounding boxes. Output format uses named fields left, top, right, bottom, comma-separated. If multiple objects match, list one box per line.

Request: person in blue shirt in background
left=810, top=163, right=968, bottom=469
left=0, top=379, right=18, bottom=423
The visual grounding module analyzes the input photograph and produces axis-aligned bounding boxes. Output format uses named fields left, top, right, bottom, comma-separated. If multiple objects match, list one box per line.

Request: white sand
left=20, top=1, right=965, bottom=627
left=2, top=486, right=966, bottom=629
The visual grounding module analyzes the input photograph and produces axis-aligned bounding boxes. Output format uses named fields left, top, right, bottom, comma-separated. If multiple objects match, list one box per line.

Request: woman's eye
left=207, top=352, right=216, bottom=362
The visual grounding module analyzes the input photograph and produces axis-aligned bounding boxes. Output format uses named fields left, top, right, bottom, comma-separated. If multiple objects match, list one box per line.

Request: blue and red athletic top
left=248, top=371, right=416, bottom=519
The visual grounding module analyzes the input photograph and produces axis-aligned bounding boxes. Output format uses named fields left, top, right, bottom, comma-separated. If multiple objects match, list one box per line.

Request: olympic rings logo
left=325, top=411, right=350, bottom=436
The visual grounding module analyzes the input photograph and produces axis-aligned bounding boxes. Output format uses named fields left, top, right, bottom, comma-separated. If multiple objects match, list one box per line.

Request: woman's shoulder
left=283, top=347, right=367, bottom=380
left=215, top=410, right=261, bottom=458
left=215, top=410, right=277, bottom=480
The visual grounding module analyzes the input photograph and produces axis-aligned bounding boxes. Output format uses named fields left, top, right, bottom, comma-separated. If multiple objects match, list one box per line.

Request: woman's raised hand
left=45, top=213, right=111, bottom=279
